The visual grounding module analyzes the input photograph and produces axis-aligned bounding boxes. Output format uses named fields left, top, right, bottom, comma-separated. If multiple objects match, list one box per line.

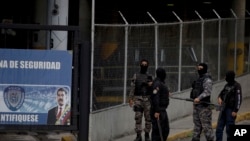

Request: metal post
left=47, top=0, right=69, bottom=50
left=87, top=0, right=96, bottom=141
left=147, top=12, right=158, bottom=70
left=231, top=9, right=238, bottom=73
left=213, top=9, right=222, bottom=80
left=172, top=11, right=183, bottom=92
left=195, top=11, right=204, bottom=63
left=248, top=43, right=250, bottom=72
left=90, top=0, right=95, bottom=113
left=247, top=10, right=250, bottom=72
left=79, top=41, right=91, bottom=141
left=118, top=11, right=129, bottom=104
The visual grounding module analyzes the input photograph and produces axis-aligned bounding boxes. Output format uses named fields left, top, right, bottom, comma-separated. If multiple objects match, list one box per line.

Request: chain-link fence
left=91, top=12, right=250, bottom=112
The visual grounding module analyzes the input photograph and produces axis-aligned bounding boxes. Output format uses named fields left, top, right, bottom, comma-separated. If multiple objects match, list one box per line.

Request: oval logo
left=4, top=86, right=25, bottom=111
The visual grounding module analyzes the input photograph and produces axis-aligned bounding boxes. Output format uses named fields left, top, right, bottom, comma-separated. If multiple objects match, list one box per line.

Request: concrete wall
left=89, top=73, right=250, bottom=141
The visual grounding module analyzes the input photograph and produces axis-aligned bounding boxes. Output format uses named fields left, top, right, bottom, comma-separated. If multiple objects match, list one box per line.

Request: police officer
left=190, top=63, right=214, bottom=141
left=150, top=68, right=170, bottom=141
left=129, top=59, right=153, bottom=141
left=216, top=70, right=242, bottom=141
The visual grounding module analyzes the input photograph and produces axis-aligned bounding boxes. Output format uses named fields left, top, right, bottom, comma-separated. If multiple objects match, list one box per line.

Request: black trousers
left=151, top=110, right=169, bottom=141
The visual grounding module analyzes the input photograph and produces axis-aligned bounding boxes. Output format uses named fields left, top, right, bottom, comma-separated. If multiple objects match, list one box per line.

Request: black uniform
left=150, top=68, right=170, bottom=141
left=216, top=70, right=242, bottom=141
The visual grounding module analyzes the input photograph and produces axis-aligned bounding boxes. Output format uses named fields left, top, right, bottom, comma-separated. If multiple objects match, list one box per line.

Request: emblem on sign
left=4, top=86, right=25, bottom=111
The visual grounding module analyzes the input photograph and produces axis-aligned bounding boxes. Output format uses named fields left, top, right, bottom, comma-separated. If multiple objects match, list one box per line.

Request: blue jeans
left=216, top=108, right=236, bottom=141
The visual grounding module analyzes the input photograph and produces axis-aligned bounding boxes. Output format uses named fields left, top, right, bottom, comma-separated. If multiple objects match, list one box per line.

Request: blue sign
left=0, top=49, right=72, bottom=125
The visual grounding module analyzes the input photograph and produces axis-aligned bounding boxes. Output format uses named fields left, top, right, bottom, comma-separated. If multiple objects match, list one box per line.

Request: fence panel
left=92, top=17, right=250, bottom=111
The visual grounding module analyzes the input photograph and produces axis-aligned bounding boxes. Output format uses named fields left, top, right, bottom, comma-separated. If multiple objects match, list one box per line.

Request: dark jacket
left=218, top=81, right=242, bottom=112
left=151, top=78, right=169, bottom=112
left=47, top=105, right=71, bottom=125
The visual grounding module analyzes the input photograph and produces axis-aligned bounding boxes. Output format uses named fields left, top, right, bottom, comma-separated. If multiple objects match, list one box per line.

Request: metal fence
left=91, top=10, right=250, bottom=112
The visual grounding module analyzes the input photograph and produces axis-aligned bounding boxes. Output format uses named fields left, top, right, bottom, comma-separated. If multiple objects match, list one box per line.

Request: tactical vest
left=134, top=73, right=152, bottom=96
left=190, top=75, right=210, bottom=103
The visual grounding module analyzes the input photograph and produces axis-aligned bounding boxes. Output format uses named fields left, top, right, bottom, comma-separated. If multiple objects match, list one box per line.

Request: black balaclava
left=156, top=68, right=166, bottom=82
left=197, top=63, right=208, bottom=76
left=225, top=70, right=235, bottom=85
left=140, top=59, right=148, bottom=74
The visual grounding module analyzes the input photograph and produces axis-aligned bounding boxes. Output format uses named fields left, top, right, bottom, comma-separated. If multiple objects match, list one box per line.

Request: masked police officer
left=190, top=63, right=214, bottom=141
left=129, top=59, right=153, bottom=141
left=150, top=68, right=170, bottom=141
left=216, top=70, right=242, bottom=141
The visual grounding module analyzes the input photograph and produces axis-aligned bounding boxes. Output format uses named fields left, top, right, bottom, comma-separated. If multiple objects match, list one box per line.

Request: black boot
left=145, top=132, right=150, bottom=141
left=191, top=138, right=200, bottom=141
left=134, top=133, right=142, bottom=141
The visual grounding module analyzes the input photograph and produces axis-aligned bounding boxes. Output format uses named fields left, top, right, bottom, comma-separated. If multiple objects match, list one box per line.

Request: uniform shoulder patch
left=153, top=87, right=159, bottom=94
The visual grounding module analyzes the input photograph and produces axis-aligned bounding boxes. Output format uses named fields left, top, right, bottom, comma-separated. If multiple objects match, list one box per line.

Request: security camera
left=52, top=9, right=58, bottom=15
left=52, top=0, right=59, bottom=15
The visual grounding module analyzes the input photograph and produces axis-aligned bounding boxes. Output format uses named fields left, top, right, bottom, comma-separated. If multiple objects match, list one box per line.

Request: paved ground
left=177, top=120, right=250, bottom=141
left=114, top=97, right=250, bottom=141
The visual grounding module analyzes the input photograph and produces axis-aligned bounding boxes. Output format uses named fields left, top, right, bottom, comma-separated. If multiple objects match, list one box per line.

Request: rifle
left=170, top=96, right=221, bottom=109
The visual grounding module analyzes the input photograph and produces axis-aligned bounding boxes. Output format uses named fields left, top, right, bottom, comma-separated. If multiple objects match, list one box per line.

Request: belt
left=134, top=96, right=150, bottom=101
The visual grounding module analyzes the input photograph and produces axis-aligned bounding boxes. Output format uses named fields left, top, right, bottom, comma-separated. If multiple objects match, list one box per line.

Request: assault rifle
left=170, top=96, right=221, bottom=109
